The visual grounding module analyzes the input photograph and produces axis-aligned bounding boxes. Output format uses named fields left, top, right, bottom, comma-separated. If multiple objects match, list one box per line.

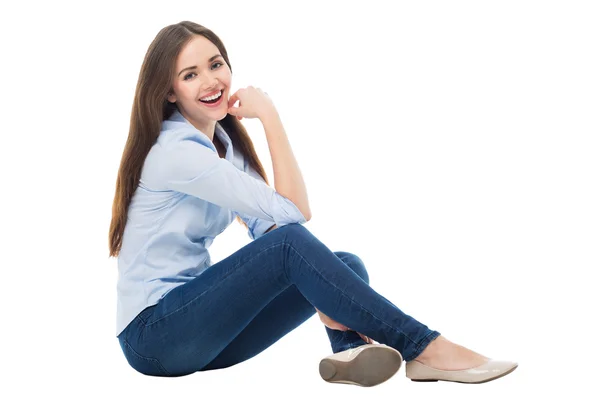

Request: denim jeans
left=117, top=223, right=440, bottom=377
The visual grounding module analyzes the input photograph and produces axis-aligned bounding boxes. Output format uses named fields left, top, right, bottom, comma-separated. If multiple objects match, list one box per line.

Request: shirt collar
left=170, top=109, right=229, bottom=138
left=168, top=109, right=190, bottom=124
left=214, top=121, right=232, bottom=147
left=169, top=108, right=232, bottom=154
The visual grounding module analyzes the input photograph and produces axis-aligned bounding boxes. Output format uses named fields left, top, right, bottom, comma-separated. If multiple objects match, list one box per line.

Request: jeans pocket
left=119, top=338, right=170, bottom=377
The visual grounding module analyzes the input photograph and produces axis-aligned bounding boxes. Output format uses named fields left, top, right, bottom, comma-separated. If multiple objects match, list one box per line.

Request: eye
left=183, top=62, right=222, bottom=81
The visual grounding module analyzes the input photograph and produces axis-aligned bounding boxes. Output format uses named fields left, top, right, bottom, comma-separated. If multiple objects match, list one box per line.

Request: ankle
left=415, top=335, right=445, bottom=363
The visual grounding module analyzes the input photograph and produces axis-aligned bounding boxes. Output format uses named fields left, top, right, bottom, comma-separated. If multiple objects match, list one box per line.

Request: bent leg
left=275, top=224, right=440, bottom=361
left=123, top=223, right=439, bottom=377
left=322, top=252, right=373, bottom=353
left=201, top=251, right=369, bottom=371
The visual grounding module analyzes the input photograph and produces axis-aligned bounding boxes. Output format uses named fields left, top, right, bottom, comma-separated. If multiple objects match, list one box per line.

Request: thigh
left=200, top=284, right=314, bottom=371
left=200, top=251, right=367, bottom=371
left=130, top=224, right=302, bottom=376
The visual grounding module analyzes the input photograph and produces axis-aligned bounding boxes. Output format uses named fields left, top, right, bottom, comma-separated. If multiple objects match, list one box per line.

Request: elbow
left=304, top=211, right=312, bottom=222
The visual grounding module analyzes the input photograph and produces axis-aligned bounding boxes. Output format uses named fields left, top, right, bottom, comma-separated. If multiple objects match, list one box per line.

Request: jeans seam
left=123, top=339, right=171, bottom=376
left=144, top=240, right=287, bottom=327
left=135, top=305, right=156, bottom=325
left=286, top=243, right=419, bottom=346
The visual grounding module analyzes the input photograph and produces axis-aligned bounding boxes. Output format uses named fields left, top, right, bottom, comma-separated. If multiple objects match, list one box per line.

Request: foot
left=319, top=344, right=403, bottom=387
left=414, top=335, right=489, bottom=371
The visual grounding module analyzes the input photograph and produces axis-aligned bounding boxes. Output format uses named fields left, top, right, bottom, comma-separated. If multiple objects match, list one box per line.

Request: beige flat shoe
left=319, top=344, right=403, bottom=387
left=406, top=359, right=518, bottom=384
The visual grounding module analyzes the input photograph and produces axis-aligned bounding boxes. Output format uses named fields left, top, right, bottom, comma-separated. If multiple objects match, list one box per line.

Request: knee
left=276, top=228, right=370, bottom=284
left=273, top=223, right=315, bottom=247
left=335, top=251, right=369, bottom=284
left=277, top=222, right=311, bottom=238
left=279, top=222, right=306, bottom=231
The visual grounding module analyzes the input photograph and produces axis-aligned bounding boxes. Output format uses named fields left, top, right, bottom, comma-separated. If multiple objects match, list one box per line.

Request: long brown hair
left=108, top=21, right=269, bottom=258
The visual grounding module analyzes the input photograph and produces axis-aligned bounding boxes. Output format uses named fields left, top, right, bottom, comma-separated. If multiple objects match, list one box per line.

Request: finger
left=228, top=91, right=240, bottom=108
left=228, top=106, right=244, bottom=118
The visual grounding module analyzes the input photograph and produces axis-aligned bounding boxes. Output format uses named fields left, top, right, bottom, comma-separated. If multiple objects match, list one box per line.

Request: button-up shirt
left=116, top=110, right=307, bottom=336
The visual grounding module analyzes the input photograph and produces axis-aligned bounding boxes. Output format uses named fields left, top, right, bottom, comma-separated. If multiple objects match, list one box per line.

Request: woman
left=108, top=21, right=517, bottom=385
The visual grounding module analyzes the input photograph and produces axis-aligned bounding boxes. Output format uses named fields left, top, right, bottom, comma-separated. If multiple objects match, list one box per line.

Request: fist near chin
left=227, top=85, right=275, bottom=121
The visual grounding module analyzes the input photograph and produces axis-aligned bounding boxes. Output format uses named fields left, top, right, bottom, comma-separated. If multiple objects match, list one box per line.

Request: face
left=167, top=35, right=231, bottom=135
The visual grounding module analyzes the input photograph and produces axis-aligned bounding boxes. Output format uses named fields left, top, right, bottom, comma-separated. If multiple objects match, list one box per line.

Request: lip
left=198, top=90, right=225, bottom=108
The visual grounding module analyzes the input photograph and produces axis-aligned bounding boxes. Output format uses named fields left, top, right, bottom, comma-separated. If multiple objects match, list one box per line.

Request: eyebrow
left=178, top=54, right=223, bottom=77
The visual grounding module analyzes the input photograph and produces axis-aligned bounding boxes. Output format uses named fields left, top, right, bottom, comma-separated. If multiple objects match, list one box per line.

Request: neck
left=179, top=109, right=216, bottom=141
left=193, top=120, right=216, bottom=141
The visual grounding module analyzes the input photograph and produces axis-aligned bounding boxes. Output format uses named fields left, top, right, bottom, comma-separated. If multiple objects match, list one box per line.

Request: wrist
left=259, top=107, right=280, bottom=123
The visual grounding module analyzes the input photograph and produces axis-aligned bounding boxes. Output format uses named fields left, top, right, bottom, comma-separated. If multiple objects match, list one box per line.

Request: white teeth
left=200, top=90, right=222, bottom=101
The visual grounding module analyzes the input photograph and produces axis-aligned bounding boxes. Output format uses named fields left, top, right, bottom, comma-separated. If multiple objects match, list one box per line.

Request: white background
left=1, top=0, right=598, bottom=398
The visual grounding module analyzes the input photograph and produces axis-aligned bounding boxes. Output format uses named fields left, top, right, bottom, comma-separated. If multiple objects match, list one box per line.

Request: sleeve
left=162, top=137, right=307, bottom=229
left=237, top=214, right=277, bottom=241
left=234, top=160, right=281, bottom=240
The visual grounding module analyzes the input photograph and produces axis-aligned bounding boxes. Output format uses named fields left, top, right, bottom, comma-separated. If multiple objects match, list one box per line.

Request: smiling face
left=167, top=35, right=232, bottom=137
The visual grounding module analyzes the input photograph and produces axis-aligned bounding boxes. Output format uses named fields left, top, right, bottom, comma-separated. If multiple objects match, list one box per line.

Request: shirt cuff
left=249, top=218, right=277, bottom=240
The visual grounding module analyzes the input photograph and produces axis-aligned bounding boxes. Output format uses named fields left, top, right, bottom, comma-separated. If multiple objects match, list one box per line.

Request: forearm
left=260, top=110, right=311, bottom=220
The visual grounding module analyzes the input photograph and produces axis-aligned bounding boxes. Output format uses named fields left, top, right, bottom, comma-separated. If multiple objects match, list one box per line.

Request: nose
left=201, top=74, right=219, bottom=90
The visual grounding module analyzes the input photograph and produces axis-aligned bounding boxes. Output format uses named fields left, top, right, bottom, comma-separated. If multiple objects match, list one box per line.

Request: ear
left=167, top=91, right=176, bottom=103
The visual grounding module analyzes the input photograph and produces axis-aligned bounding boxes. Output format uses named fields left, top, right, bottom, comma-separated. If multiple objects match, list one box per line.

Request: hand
left=357, top=332, right=374, bottom=345
left=315, top=308, right=374, bottom=344
left=227, top=86, right=276, bottom=121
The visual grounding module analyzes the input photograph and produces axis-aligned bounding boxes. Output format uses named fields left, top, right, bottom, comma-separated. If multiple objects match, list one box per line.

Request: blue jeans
left=117, top=223, right=440, bottom=377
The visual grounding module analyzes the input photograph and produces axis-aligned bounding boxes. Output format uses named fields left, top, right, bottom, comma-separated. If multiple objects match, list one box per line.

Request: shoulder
left=140, top=123, right=213, bottom=187
left=156, top=121, right=212, bottom=151
left=150, top=123, right=226, bottom=183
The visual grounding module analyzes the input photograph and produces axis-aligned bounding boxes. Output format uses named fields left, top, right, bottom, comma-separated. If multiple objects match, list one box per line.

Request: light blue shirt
left=116, top=110, right=307, bottom=337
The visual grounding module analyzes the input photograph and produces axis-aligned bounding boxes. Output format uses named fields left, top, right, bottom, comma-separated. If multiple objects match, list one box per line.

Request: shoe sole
left=319, top=346, right=402, bottom=387
left=410, top=364, right=518, bottom=384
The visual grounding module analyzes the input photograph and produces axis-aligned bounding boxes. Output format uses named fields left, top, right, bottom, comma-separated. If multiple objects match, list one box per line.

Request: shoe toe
left=406, top=359, right=518, bottom=384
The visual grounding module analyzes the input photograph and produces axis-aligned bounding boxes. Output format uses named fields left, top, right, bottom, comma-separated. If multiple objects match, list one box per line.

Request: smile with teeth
left=200, top=90, right=223, bottom=103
